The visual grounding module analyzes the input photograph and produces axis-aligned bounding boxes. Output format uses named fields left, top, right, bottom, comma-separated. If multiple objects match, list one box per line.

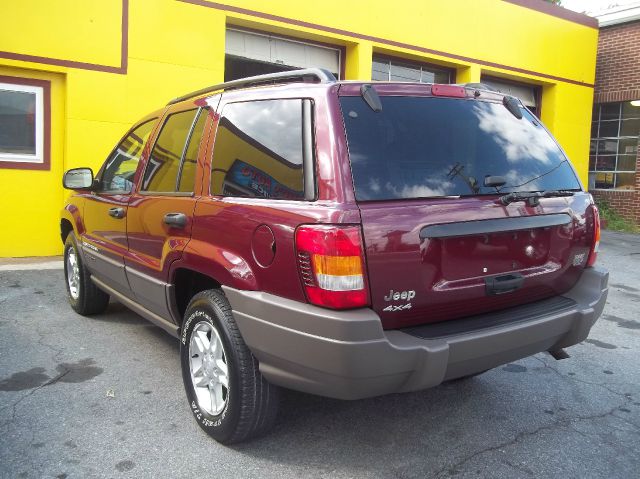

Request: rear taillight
left=587, top=204, right=601, bottom=267
left=295, top=225, right=369, bottom=309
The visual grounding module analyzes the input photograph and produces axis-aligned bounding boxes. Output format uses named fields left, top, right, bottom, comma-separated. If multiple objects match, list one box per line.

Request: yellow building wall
left=0, top=0, right=598, bottom=257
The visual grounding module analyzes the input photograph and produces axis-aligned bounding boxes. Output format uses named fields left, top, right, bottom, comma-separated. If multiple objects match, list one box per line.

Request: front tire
left=180, top=289, right=279, bottom=444
left=63, top=233, right=110, bottom=315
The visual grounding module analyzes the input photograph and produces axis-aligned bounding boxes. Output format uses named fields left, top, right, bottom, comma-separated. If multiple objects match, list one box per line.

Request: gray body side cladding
left=222, top=267, right=609, bottom=400
left=91, top=276, right=179, bottom=337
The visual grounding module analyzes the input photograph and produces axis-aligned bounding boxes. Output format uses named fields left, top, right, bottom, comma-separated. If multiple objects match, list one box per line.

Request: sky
left=561, top=0, right=640, bottom=15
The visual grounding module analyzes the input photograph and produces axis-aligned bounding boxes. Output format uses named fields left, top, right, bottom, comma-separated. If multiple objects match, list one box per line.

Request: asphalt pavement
left=1, top=231, right=639, bottom=478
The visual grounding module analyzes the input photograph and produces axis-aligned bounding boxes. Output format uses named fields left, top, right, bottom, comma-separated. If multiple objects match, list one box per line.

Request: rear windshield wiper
left=500, top=190, right=575, bottom=206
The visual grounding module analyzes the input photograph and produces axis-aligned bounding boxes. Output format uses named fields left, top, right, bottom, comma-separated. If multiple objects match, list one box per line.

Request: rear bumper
left=223, top=266, right=608, bottom=400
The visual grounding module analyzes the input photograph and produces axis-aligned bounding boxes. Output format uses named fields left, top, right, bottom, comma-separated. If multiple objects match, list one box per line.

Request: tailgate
left=359, top=195, right=594, bottom=328
left=338, top=85, right=594, bottom=328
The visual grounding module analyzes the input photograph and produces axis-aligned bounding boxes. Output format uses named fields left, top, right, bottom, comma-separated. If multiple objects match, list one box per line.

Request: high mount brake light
left=431, top=84, right=466, bottom=98
left=295, top=225, right=369, bottom=309
left=587, top=204, right=600, bottom=267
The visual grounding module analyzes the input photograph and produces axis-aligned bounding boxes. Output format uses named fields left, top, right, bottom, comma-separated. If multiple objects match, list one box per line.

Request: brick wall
left=592, top=20, right=640, bottom=225
left=594, top=21, right=640, bottom=102
left=592, top=190, right=640, bottom=224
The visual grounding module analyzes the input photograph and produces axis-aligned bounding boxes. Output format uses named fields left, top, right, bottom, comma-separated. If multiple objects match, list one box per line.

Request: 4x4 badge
left=383, top=303, right=413, bottom=312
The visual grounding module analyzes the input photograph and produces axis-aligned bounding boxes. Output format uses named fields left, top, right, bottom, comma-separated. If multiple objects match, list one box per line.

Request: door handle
left=485, top=273, right=524, bottom=296
left=108, top=207, right=125, bottom=219
left=164, top=212, right=187, bottom=228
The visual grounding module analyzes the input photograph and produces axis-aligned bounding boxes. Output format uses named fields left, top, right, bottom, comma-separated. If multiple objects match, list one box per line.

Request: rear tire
left=63, top=232, right=110, bottom=315
left=180, top=289, right=279, bottom=444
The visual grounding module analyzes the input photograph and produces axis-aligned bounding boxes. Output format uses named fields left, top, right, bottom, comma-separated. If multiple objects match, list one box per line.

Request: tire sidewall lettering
left=184, top=309, right=230, bottom=430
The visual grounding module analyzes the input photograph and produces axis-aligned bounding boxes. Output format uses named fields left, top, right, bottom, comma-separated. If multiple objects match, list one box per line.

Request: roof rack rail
left=167, top=68, right=337, bottom=105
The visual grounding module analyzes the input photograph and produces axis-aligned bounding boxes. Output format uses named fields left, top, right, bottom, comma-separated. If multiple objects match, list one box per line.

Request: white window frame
left=0, top=81, right=44, bottom=164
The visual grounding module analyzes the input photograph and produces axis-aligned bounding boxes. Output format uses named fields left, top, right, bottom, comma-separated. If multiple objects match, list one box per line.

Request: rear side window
left=142, top=109, right=203, bottom=192
left=210, top=99, right=304, bottom=200
left=100, top=120, right=155, bottom=193
left=340, top=96, right=581, bottom=201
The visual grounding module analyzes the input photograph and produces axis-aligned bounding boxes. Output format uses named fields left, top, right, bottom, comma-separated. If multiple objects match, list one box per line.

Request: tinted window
left=211, top=99, right=304, bottom=200
left=178, top=109, right=207, bottom=192
left=340, top=96, right=580, bottom=201
left=142, top=109, right=198, bottom=192
left=100, top=120, right=155, bottom=192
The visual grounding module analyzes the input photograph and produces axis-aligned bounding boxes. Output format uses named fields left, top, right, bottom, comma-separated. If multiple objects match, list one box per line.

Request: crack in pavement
left=430, top=400, right=637, bottom=479
left=531, top=355, right=640, bottom=430
left=533, top=355, right=636, bottom=399
left=0, top=367, right=70, bottom=430
left=429, top=354, right=640, bottom=479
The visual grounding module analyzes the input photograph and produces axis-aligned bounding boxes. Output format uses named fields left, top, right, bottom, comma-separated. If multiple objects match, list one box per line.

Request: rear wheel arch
left=172, top=268, right=222, bottom=323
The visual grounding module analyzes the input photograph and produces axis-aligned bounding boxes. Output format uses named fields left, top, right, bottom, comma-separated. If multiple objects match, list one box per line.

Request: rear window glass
left=340, top=96, right=581, bottom=201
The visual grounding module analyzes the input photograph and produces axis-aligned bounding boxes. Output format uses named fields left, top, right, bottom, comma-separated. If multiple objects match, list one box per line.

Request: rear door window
left=340, top=96, right=581, bottom=201
left=142, top=109, right=203, bottom=192
left=210, top=99, right=304, bottom=200
left=178, top=110, right=207, bottom=193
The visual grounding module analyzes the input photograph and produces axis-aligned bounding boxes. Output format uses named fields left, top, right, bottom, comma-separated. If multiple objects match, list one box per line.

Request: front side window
left=372, top=56, right=451, bottom=84
left=142, top=109, right=201, bottom=192
left=589, top=101, right=639, bottom=190
left=0, top=81, right=44, bottom=165
left=99, top=120, right=156, bottom=193
left=210, top=99, right=304, bottom=200
left=340, top=95, right=581, bottom=201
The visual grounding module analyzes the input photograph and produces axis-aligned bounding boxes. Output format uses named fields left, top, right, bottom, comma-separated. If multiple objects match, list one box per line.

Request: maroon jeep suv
left=61, top=69, right=608, bottom=443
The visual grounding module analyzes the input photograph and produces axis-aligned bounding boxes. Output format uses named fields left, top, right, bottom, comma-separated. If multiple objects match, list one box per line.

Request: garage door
left=225, top=29, right=341, bottom=81
left=481, top=77, right=539, bottom=116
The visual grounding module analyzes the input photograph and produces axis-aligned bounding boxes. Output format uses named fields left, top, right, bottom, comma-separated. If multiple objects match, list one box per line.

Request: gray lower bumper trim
left=223, top=266, right=608, bottom=400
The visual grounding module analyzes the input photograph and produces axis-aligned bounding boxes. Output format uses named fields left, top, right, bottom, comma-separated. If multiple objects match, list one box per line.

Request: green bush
left=595, top=199, right=639, bottom=233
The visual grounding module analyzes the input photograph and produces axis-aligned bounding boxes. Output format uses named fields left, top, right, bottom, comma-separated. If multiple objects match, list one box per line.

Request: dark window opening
left=224, top=55, right=293, bottom=82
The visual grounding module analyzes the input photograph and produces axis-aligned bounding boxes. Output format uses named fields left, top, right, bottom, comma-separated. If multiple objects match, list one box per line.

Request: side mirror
left=63, top=168, right=94, bottom=190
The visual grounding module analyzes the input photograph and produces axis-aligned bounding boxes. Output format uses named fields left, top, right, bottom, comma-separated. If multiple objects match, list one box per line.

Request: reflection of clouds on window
left=385, top=181, right=452, bottom=198
left=473, top=103, right=556, bottom=164
left=502, top=169, right=541, bottom=192
left=340, top=96, right=580, bottom=200
left=348, top=152, right=368, bottom=164
left=224, top=100, right=302, bottom=165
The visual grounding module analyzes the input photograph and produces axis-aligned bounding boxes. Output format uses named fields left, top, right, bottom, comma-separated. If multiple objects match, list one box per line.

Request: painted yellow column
left=456, top=64, right=481, bottom=84
left=541, top=82, right=593, bottom=188
left=345, top=42, right=373, bottom=81
left=540, top=83, right=558, bottom=133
